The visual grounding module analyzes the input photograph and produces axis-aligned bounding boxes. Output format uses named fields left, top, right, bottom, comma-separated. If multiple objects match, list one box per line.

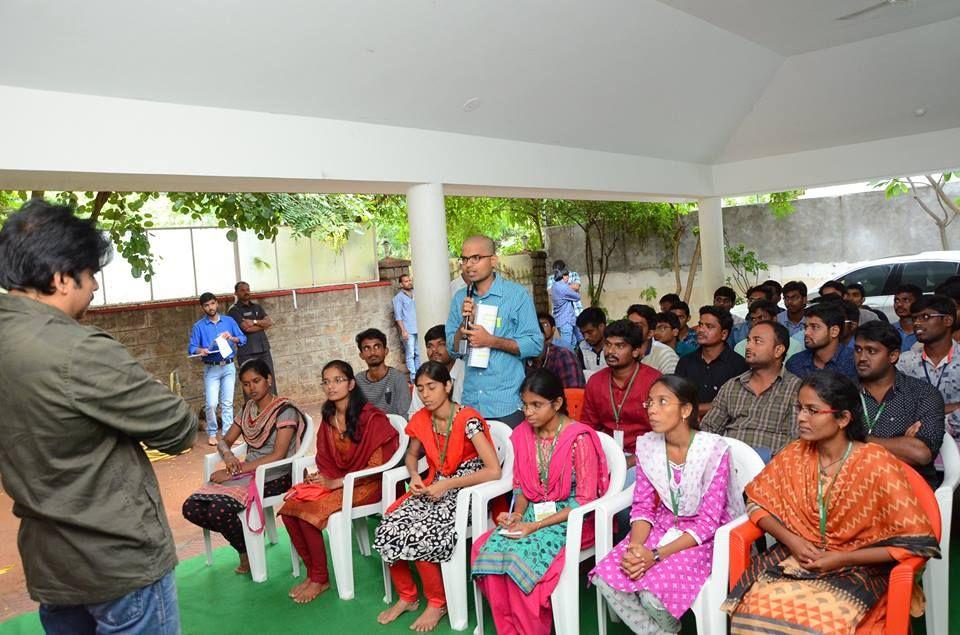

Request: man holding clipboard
left=446, top=236, right=542, bottom=428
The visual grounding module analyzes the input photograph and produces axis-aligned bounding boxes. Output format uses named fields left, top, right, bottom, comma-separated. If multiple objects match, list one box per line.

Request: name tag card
left=533, top=501, right=557, bottom=522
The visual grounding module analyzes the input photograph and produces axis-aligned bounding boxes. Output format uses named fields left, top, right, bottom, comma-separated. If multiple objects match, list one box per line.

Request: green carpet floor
left=0, top=519, right=956, bottom=634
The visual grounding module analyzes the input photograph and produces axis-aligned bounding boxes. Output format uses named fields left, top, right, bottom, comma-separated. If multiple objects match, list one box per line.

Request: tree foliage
left=725, top=242, right=769, bottom=295
left=870, top=172, right=960, bottom=249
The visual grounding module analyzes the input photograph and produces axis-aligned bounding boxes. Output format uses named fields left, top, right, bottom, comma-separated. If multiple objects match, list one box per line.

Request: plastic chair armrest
left=253, top=455, right=299, bottom=494
left=469, top=478, right=515, bottom=535
left=594, top=488, right=633, bottom=559
left=728, top=521, right=764, bottom=591
left=291, top=455, right=317, bottom=486
left=884, top=556, right=926, bottom=635
left=203, top=444, right=248, bottom=480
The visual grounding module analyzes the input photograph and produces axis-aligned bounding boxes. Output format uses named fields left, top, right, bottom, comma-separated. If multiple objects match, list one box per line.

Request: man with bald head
left=446, top=235, right=542, bottom=427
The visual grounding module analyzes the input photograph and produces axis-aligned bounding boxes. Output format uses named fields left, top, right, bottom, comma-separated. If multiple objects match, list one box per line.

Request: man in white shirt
left=408, top=324, right=465, bottom=417
left=626, top=304, right=679, bottom=374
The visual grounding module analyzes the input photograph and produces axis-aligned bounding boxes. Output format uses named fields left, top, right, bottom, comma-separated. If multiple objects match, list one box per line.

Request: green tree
left=725, top=242, right=769, bottom=295
left=870, top=172, right=960, bottom=249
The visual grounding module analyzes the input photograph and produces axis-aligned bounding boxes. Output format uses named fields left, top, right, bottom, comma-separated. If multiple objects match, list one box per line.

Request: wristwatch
left=652, top=548, right=662, bottom=563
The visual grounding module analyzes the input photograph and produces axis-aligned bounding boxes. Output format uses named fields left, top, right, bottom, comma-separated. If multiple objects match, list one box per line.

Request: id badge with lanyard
left=609, top=363, right=640, bottom=450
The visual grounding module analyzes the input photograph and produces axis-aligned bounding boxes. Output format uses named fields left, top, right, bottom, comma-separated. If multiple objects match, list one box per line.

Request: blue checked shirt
left=392, top=290, right=418, bottom=335
left=446, top=274, right=543, bottom=419
left=188, top=314, right=246, bottom=362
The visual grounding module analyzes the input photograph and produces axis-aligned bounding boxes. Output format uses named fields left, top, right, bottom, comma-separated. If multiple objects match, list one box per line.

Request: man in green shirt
left=0, top=200, right=196, bottom=634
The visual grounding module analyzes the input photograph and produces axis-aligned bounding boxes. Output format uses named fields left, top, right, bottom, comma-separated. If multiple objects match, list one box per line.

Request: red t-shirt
left=580, top=363, right=661, bottom=454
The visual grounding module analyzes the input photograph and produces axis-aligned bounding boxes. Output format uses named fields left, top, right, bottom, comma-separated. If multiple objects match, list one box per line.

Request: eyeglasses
left=521, top=401, right=553, bottom=413
left=321, top=377, right=350, bottom=387
left=458, top=254, right=494, bottom=265
left=912, top=312, right=948, bottom=323
left=643, top=397, right=681, bottom=409
left=792, top=403, right=839, bottom=416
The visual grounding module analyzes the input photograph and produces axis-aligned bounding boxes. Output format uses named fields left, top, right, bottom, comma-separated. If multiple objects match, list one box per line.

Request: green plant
left=639, top=286, right=658, bottom=302
left=870, top=172, right=960, bottom=249
left=725, top=243, right=769, bottom=295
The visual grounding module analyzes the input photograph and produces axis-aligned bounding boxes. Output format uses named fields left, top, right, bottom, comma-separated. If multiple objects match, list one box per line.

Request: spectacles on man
left=792, top=403, right=839, bottom=416
left=458, top=254, right=494, bottom=265
left=912, top=312, right=949, bottom=323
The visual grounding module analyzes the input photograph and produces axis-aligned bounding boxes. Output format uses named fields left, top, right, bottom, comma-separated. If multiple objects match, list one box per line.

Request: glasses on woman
left=642, top=397, right=680, bottom=410
left=321, top=376, right=350, bottom=387
left=792, top=403, right=840, bottom=416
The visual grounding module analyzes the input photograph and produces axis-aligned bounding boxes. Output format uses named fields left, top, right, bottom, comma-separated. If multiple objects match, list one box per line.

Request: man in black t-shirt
left=228, top=281, right=277, bottom=394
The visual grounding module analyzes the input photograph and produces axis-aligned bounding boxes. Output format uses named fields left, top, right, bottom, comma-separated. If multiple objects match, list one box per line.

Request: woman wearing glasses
left=278, top=360, right=399, bottom=604
left=723, top=371, right=939, bottom=634
left=591, top=375, right=741, bottom=634
left=374, top=361, right=501, bottom=632
left=471, top=369, right=608, bottom=635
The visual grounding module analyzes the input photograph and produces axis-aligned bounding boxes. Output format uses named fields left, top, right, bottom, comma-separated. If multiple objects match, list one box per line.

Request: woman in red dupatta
left=471, top=369, right=608, bottom=635
left=278, top=360, right=399, bottom=604
left=723, top=371, right=940, bottom=634
left=183, top=359, right=307, bottom=575
left=374, top=361, right=501, bottom=633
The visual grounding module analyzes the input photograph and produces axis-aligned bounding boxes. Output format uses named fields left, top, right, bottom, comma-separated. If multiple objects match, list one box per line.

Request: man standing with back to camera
left=0, top=200, right=196, bottom=634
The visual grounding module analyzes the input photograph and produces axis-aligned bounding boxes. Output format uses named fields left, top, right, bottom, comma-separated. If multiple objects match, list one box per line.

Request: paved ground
left=0, top=403, right=324, bottom=623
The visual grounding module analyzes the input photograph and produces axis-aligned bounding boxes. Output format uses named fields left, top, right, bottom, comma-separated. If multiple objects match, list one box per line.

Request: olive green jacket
left=0, top=294, right=196, bottom=604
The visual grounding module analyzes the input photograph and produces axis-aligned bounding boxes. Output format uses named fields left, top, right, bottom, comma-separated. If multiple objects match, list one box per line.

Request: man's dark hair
left=934, top=279, right=960, bottom=301
left=654, top=311, right=680, bottom=330
left=846, top=282, right=866, bottom=296
left=746, top=285, right=773, bottom=301
left=398, top=273, right=411, bottom=283
left=783, top=280, right=807, bottom=297
left=626, top=304, right=657, bottom=329
left=604, top=319, right=644, bottom=349
left=762, top=279, right=783, bottom=295
left=234, top=281, right=248, bottom=292
left=355, top=328, right=387, bottom=350
left=699, top=305, right=733, bottom=334
left=819, top=280, right=845, bottom=295
left=840, top=300, right=860, bottom=324
left=576, top=306, right=606, bottom=329
left=424, top=324, right=446, bottom=344
left=0, top=199, right=112, bottom=294
left=537, top=312, right=556, bottom=328
left=199, top=292, right=217, bottom=305
left=854, top=321, right=902, bottom=353
left=750, top=320, right=791, bottom=360
left=659, top=293, right=681, bottom=309
left=894, top=283, right=923, bottom=300
left=804, top=302, right=845, bottom=331
left=672, top=300, right=691, bottom=318
left=713, top=286, right=736, bottom=303
left=910, top=294, right=958, bottom=322
left=748, top=299, right=780, bottom=317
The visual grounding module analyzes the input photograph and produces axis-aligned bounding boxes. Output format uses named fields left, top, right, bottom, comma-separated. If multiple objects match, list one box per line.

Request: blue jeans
left=403, top=333, right=420, bottom=377
left=203, top=362, right=236, bottom=437
left=555, top=324, right=577, bottom=350
left=39, top=570, right=179, bottom=635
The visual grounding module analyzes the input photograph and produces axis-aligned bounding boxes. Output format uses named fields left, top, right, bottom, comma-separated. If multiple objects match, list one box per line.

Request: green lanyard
left=608, top=363, right=641, bottom=426
left=817, top=441, right=853, bottom=545
left=858, top=393, right=886, bottom=434
left=665, top=431, right=696, bottom=527
left=433, top=405, right=458, bottom=473
left=536, top=416, right=566, bottom=485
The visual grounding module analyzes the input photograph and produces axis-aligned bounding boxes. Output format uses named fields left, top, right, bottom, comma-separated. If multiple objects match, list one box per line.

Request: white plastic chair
left=380, top=420, right=514, bottom=632
left=201, top=413, right=315, bottom=583
left=594, top=437, right=765, bottom=635
left=925, top=433, right=959, bottom=635
left=288, top=413, right=409, bottom=599
left=471, top=432, right=626, bottom=635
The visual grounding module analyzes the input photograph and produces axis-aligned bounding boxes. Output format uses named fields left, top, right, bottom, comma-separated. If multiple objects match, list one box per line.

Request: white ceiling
left=0, top=0, right=958, bottom=168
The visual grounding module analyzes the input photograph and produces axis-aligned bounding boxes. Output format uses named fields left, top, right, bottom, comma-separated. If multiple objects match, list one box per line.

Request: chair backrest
left=385, top=414, right=411, bottom=467
left=487, top=420, right=515, bottom=476
left=722, top=437, right=766, bottom=495
left=296, top=413, right=316, bottom=458
left=564, top=388, right=585, bottom=421
left=938, top=432, right=960, bottom=491
left=901, top=462, right=942, bottom=542
left=597, top=433, right=627, bottom=496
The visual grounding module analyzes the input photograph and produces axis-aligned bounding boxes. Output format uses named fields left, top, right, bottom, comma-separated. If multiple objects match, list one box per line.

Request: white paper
left=498, top=528, right=524, bottom=537
left=657, top=526, right=684, bottom=547
left=613, top=429, right=624, bottom=450
left=468, top=303, right=499, bottom=368
left=216, top=335, right=233, bottom=358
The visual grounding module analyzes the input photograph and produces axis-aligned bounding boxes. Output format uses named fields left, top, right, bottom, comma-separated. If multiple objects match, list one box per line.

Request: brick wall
left=82, top=282, right=406, bottom=412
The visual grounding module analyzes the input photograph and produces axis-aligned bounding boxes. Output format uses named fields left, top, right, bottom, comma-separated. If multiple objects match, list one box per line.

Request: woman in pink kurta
left=590, top=375, right=743, bottom=633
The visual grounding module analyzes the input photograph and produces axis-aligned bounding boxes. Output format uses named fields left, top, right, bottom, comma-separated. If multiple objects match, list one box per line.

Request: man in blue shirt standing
left=189, top=292, right=247, bottom=445
left=393, top=273, right=420, bottom=377
left=549, top=265, right=580, bottom=350
left=446, top=235, right=543, bottom=427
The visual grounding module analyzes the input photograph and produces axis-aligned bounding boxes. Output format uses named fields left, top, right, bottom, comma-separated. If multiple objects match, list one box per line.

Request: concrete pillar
left=697, top=197, right=725, bottom=308
left=406, top=183, right=451, bottom=359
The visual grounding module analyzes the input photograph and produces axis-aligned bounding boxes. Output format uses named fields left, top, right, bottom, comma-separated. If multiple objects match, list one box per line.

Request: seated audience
left=669, top=301, right=698, bottom=351
left=658, top=293, right=681, bottom=313
left=408, top=324, right=465, bottom=417
left=818, top=280, right=844, bottom=298
left=898, top=294, right=960, bottom=440
left=471, top=369, right=607, bottom=635
left=730, top=285, right=776, bottom=345
left=591, top=376, right=742, bottom=634
left=576, top=307, right=607, bottom=373
left=581, top=320, right=661, bottom=464
left=762, top=279, right=783, bottom=306
left=626, top=304, right=679, bottom=374
left=854, top=321, right=944, bottom=488
left=374, top=362, right=500, bottom=632
left=785, top=303, right=857, bottom=381
left=182, top=360, right=306, bottom=576
left=714, top=284, right=744, bottom=327
left=777, top=280, right=807, bottom=341
left=891, top=283, right=922, bottom=352
left=934, top=277, right=960, bottom=343
left=702, top=321, right=802, bottom=463
left=838, top=299, right=861, bottom=349
left=278, top=360, right=398, bottom=603
left=354, top=328, right=411, bottom=417
left=844, top=282, right=885, bottom=323
left=734, top=300, right=803, bottom=361
left=652, top=311, right=696, bottom=357
left=722, top=371, right=939, bottom=634
left=676, top=306, right=749, bottom=416
left=526, top=314, right=586, bottom=388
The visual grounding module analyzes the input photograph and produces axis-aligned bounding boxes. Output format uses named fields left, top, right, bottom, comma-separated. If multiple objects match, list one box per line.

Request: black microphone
left=459, top=283, right=475, bottom=356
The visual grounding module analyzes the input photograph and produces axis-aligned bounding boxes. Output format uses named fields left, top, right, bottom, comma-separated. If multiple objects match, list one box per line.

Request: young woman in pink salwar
left=590, top=375, right=743, bottom=633
left=471, top=369, right=609, bottom=635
